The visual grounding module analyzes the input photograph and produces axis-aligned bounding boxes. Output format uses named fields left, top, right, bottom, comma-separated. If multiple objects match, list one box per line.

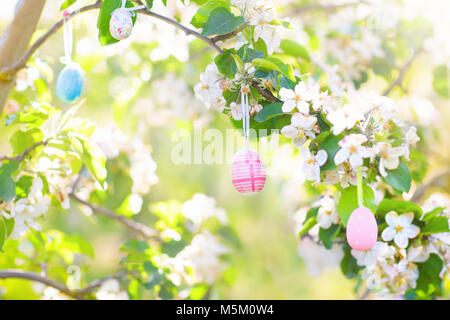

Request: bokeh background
left=0, top=0, right=449, bottom=299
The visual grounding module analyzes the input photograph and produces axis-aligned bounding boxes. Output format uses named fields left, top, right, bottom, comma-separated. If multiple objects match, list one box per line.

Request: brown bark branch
left=0, top=269, right=135, bottom=300
left=0, top=0, right=102, bottom=81
left=69, top=192, right=161, bottom=241
left=382, top=49, right=421, bottom=96
left=411, top=169, right=450, bottom=203
left=0, top=140, right=48, bottom=163
left=0, top=0, right=47, bottom=113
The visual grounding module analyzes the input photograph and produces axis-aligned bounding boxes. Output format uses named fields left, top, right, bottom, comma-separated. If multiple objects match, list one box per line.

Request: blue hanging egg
left=56, top=64, right=84, bottom=103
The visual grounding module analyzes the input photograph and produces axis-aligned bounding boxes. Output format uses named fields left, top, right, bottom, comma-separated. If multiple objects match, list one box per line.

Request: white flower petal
left=381, top=227, right=395, bottom=241
left=316, top=150, right=328, bottom=166
left=334, top=148, right=349, bottom=165
left=394, top=233, right=409, bottom=248
left=385, top=212, right=399, bottom=227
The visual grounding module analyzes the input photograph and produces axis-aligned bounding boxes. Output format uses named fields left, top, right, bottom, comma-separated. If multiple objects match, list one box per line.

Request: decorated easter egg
left=109, top=8, right=133, bottom=40
left=346, top=206, right=378, bottom=251
left=231, top=149, right=266, bottom=194
left=56, top=64, right=84, bottom=103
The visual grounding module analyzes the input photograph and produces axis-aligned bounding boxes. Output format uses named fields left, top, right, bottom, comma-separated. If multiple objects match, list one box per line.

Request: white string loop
left=113, top=0, right=146, bottom=17
left=241, top=87, right=250, bottom=152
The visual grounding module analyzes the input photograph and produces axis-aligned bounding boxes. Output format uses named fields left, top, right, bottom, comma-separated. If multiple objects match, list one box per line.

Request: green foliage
left=318, top=133, right=342, bottom=171
left=432, top=65, right=450, bottom=99
left=376, top=199, right=422, bottom=220
left=337, top=185, right=376, bottom=226
left=214, top=49, right=237, bottom=78
left=60, top=0, right=79, bottom=11
left=280, top=40, right=310, bottom=61
left=318, top=224, right=341, bottom=250
left=252, top=57, right=295, bottom=82
left=422, top=216, right=450, bottom=235
left=97, top=0, right=137, bottom=46
left=383, top=161, right=412, bottom=192
left=415, top=254, right=443, bottom=298
left=298, top=208, right=318, bottom=237
left=190, top=0, right=230, bottom=28
left=340, top=244, right=361, bottom=279
left=254, top=102, right=283, bottom=122
left=0, top=161, right=19, bottom=202
left=200, top=7, right=244, bottom=36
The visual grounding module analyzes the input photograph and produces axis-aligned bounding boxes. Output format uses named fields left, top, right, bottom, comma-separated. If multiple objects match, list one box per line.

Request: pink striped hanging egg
left=231, top=149, right=266, bottom=194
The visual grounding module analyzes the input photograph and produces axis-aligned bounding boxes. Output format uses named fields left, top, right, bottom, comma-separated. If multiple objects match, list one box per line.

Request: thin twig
left=69, top=192, right=161, bottom=241
left=251, top=79, right=281, bottom=103
left=135, top=0, right=223, bottom=53
left=0, top=269, right=134, bottom=300
left=0, top=1, right=103, bottom=80
left=0, top=140, right=48, bottom=162
left=382, top=49, right=421, bottom=96
left=411, top=169, right=450, bottom=203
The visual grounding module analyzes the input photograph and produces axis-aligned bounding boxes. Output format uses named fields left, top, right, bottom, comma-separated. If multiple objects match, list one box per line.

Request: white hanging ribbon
left=115, top=0, right=146, bottom=17
left=241, top=88, right=250, bottom=152
left=61, top=14, right=73, bottom=65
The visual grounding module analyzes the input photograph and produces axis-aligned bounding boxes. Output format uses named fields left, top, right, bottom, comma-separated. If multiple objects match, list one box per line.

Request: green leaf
left=252, top=57, right=295, bottom=82
left=416, top=254, right=443, bottom=296
left=337, top=185, right=376, bottom=226
left=422, top=207, right=445, bottom=222
left=383, top=161, right=412, bottom=192
left=190, top=0, right=229, bottom=28
left=376, top=199, right=422, bottom=220
left=319, top=224, right=341, bottom=250
left=319, top=133, right=343, bottom=171
left=422, top=216, right=449, bottom=235
left=127, top=278, right=142, bottom=300
left=74, top=137, right=107, bottom=184
left=214, top=49, right=237, bottom=78
left=97, top=0, right=137, bottom=46
left=280, top=39, right=310, bottom=61
left=15, top=175, right=34, bottom=200
left=144, top=0, right=154, bottom=9
left=340, top=244, right=362, bottom=279
left=236, top=44, right=264, bottom=63
left=201, top=7, right=244, bottom=36
left=60, top=0, right=78, bottom=11
left=121, top=239, right=150, bottom=254
left=254, top=102, right=283, bottom=122
left=9, top=128, right=44, bottom=155
left=0, top=161, right=19, bottom=202
left=0, top=217, right=6, bottom=251
left=432, top=65, right=450, bottom=98
left=298, top=216, right=317, bottom=237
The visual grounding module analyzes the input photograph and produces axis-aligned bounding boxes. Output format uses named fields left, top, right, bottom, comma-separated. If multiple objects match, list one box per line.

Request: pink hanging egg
left=109, top=8, right=133, bottom=40
left=231, top=149, right=266, bottom=194
left=346, top=206, right=378, bottom=251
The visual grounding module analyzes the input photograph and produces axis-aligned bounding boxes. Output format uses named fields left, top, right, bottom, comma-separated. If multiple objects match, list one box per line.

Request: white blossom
left=381, top=212, right=420, bottom=248
left=194, top=64, right=223, bottom=108
left=279, top=82, right=313, bottom=114
left=280, top=113, right=317, bottom=148
left=316, top=196, right=339, bottom=229
left=327, top=104, right=363, bottom=135
left=181, top=193, right=228, bottom=231
left=300, top=148, right=327, bottom=183
left=374, top=142, right=404, bottom=177
left=334, top=134, right=372, bottom=169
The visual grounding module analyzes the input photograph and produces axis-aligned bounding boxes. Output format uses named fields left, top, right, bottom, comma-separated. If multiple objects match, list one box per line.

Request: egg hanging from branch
left=55, top=63, right=84, bottom=103
left=109, top=8, right=133, bottom=40
left=346, top=206, right=378, bottom=251
left=231, top=149, right=266, bottom=194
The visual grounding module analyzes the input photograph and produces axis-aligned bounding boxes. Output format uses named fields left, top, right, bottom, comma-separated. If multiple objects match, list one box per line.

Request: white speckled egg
left=109, top=8, right=133, bottom=40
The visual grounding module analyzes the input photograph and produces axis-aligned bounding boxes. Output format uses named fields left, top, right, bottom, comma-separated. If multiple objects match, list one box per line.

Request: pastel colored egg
left=346, top=206, right=378, bottom=251
left=56, top=64, right=84, bottom=103
left=109, top=8, right=133, bottom=40
left=231, top=149, right=266, bottom=194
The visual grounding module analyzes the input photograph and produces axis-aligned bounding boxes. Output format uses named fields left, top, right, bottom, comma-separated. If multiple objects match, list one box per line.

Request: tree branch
left=0, top=269, right=134, bottom=300
left=69, top=192, right=161, bottom=241
left=411, top=169, right=450, bottom=203
left=0, top=140, right=48, bottom=163
left=382, top=49, right=421, bottom=96
left=135, top=0, right=223, bottom=53
left=0, top=1, right=103, bottom=81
